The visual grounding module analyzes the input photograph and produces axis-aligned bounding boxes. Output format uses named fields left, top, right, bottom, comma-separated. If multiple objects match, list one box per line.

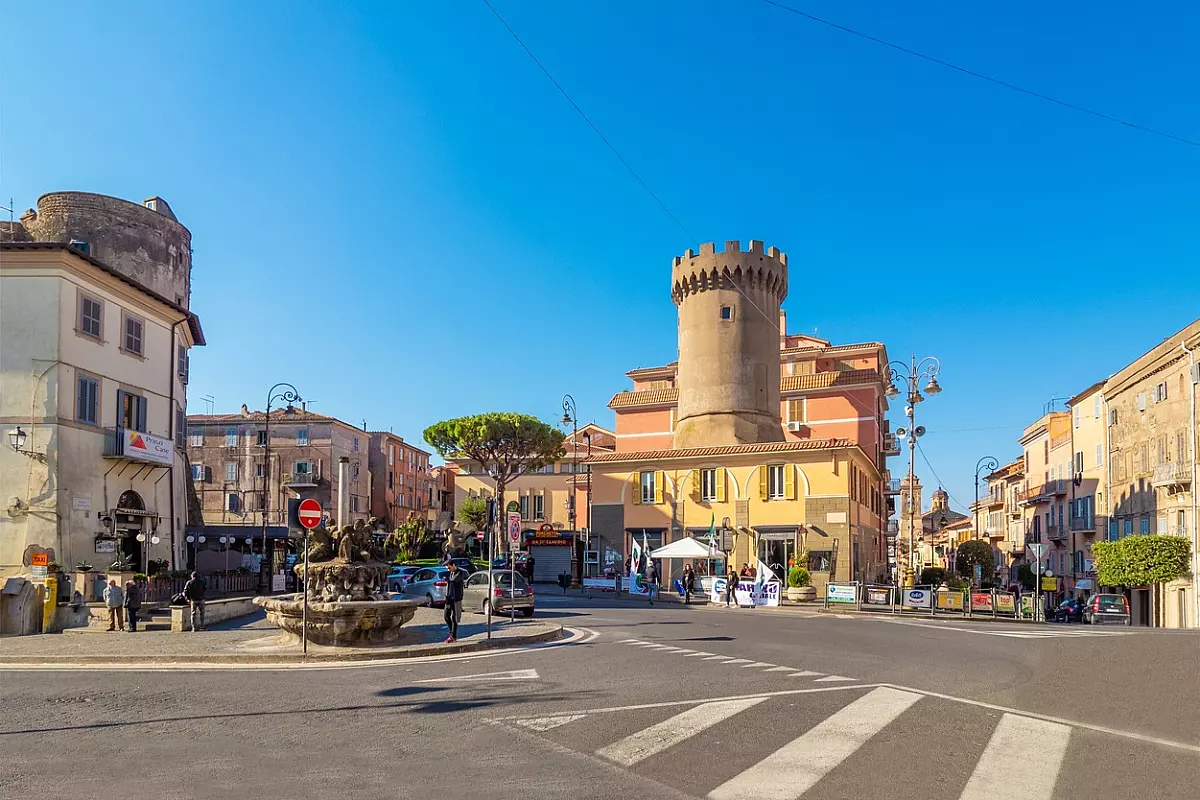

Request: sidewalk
left=0, top=607, right=562, bottom=665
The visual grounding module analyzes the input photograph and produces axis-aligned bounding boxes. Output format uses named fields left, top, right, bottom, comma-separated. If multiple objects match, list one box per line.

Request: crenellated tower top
left=671, top=239, right=788, bottom=306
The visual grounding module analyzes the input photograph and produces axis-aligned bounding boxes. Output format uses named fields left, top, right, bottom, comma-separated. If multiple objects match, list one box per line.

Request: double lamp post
left=885, top=354, right=942, bottom=585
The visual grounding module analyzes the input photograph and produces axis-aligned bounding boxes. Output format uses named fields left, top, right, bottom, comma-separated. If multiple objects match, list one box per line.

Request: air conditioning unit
left=786, top=421, right=802, bottom=431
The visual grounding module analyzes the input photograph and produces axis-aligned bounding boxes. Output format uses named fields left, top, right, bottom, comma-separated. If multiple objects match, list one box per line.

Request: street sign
left=31, top=553, right=49, bottom=567
left=1028, top=543, right=1047, bottom=560
left=507, top=512, right=521, bottom=545
left=506, top=501, right=520, bottom=513
left=297, top=498, right=323, bottom=530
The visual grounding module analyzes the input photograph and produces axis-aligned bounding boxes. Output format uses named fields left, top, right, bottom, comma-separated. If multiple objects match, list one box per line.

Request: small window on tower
left=720, top=306, right=732, bottom=321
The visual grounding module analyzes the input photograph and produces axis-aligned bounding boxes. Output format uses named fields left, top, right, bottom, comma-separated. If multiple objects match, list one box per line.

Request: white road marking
left=617, top=639, right=641, bottom=644
left=703, top=655, right=734, bottom=661
left=787, top=671, right=823, bottom=678
left=596, top=696, right=767, bottom=767
left=721, top=658, right=753, bottom=666
left=813, top=675, right=855, bottom=683
left=415, top=668, right=539, bottom=683
left=763, top=666, right=795, bottom=673
left=741, top=661, right=776, bottom=668
left=514, top=714, right=586, bottom=732
left=707, top=687, right=922, bottom=800
left=682, top=651, right=712, bottom=657
left=873, top=618, right=1132, bottom=639
left=959, top=714, right=1070, bottom=800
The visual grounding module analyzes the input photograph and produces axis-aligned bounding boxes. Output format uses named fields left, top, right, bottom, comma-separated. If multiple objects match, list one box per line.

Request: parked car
left=1083, top=593, right=1131, bottom=625
left=386, top=566, right=423, bottom=592
left=1050, top=598, right=1084, bottom=623
left=447, top=557, right=477, bottom=575
left=400, top=567, right=452, bottom=607
left=464, top=570, right=534, bottom=618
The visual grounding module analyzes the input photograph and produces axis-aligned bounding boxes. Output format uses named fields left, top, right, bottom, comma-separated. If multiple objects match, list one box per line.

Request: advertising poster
left=865, top=587, right=892, bottom=606
left=826, top=584, right=857, bottom=605
left=710, top=578, right=778, bottom=607
left=937, top=591, right=965, bottom=611
left=1020, top=594, right=1034, bottom=616
left=582, top=577, right=618, bottom=592
left=903, top=588, right=932, bottom=608
left=970, top=592, right=994, bottom=612
left=995, top=594, right=1016, bottom=614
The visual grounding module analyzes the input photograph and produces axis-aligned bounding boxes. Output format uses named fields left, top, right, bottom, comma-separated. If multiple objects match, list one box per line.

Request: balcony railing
left=1069, top=517, right=1097, bottom=532
left=283, top=471, right=320, bottom=487
left=884, top=479, right=902, bottom=495
left=1047, top=525, right=1066, bottom=541
left=1018, top=480, right=1068, bottom=504
left=1152, top=462, right=1193, bottom=488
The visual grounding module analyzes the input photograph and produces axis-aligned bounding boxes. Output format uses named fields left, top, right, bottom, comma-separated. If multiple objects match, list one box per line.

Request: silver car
left=464, top=570, right=534, bottom=618
left=386, top=566, right=422, bottom=592
left=401, top=567, right=452, bottom=607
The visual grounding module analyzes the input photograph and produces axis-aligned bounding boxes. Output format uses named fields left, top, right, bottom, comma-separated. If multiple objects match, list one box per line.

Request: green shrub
left=787, top=566, right=811, bottom=588
left=1093, top=536, right=1192, bottom=586
left=919, top=567, right=947, bottom=586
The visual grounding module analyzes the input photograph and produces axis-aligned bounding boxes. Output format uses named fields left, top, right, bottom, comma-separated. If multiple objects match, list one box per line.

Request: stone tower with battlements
left=670, top=240, right=788, bottom=449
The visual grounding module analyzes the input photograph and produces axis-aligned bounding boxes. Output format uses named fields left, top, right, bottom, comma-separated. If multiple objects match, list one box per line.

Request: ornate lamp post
left=885, top=355, right=943, bottom=585
left=583, top=430, right=592, bottom=578
left=974, top=455, right=999, bottom=541
left=260, top=382, right=302, bottom=593
left=561, top=394, right=580, bottom=588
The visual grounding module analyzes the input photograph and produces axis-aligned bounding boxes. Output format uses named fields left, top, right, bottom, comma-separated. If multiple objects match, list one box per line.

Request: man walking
left=103, top=579, right=125, bottom=631
left=726, top=567, right=740, bottom=608
left=682, top=564, right=695, bottom=604
left=645, top=560, right=658, bottom=605
left=443, top=560, right=465, bottom=643
left=123, top=580, right=142, bottom=632
left=183, top=571, right=207, bottom=632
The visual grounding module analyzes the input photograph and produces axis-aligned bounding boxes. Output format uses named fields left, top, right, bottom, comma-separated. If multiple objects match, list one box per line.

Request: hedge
left=1092, top=535, right=1192, bottom=587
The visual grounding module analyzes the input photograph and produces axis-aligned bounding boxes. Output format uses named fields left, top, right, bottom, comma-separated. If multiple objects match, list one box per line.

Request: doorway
left=758, top=536, right=794, bottom=583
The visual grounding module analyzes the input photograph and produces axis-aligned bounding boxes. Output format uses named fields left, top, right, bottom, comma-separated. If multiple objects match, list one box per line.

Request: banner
left=995, top=593, right=1016, bottom=614
left=710, top=578, right=779, bottom=607
left=936, top=591, right=965, bottom=611
left=903, top=588, right=932, bottom=608
left=970, top=592, right=994, bottom=612
left=864, top=587, right=893, bottom=606
left=1020, top=594, right=1034, bottom=616
left=626, top=572, right=651, bottom=596
left=826, top=584, right=857, bottom=605
left=582, top=577, right=617, bottom=592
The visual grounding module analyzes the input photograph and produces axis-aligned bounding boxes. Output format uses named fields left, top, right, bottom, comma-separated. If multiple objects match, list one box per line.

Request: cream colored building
left=0, top=242, right=204, bottom=577
left=1064, top=381, right=1108, bottom=595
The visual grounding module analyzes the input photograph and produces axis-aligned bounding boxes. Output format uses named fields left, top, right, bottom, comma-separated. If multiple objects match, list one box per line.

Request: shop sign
left=1041, top=576, right=1058, bottom=591
left=121, top=429, right=173, bottom=466
left=826, top=583, right=857, bottom=605
left=1020, top=594, right=1035, bottom=616
left=936, top=591, right=965, bottom=610
left=995, top=594, right=1016, bottom=613
left=970, top=592, right=994, bottom=612
left=94, top=538, right=117, bottom=554
left=903, top=588, right=932, bottom=608
left=525, top=529, right=572, bottom=547
left=865, top=587, right=892, bottom=606
left=31, top=565, right=48, bottom=582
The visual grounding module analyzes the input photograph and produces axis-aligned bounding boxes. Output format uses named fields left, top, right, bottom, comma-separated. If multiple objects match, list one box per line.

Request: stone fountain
left=255, top=519, right=420, bottom=646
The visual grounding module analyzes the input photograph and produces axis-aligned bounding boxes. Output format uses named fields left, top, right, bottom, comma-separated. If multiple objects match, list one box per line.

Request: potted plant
left=787, top=565, right=815, bottom=602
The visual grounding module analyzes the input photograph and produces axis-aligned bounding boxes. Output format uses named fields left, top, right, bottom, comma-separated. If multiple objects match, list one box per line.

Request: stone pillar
left=338, top=457, right=349, bottom=529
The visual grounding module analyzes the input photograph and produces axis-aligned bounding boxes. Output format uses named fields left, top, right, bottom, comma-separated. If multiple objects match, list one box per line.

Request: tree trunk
left=496, top=482, right=506, bottom=565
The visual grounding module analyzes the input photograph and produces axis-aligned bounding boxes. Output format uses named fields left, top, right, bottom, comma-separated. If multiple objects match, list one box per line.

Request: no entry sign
left=297, top=498, right=323, bottom=530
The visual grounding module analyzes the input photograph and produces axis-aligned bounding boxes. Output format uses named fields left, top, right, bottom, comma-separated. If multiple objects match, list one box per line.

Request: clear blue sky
left=3, top=1, right=1198, bottom=513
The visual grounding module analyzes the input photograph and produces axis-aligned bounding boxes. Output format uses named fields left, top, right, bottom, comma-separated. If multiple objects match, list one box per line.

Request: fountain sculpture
left=255, top=519, right=420, bottom=646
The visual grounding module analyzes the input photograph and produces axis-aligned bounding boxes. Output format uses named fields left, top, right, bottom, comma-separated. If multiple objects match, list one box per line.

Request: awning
left=650, top=537, right=724, bottom=560
left=1075, top=579, right=1095, bottom=591
left=187, top=525, right=291, bottom=540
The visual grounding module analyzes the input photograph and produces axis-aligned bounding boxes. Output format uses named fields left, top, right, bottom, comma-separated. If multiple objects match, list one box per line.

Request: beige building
left=977, top=458, right=1027, bottom=584
left=1064, top=381, right=1108, bottom=595
left=1, top=241, right=204, bottom=577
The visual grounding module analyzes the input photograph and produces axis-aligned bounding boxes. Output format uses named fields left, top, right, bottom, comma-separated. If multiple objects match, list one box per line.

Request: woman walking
left=725, top=567, right=739, bottom=608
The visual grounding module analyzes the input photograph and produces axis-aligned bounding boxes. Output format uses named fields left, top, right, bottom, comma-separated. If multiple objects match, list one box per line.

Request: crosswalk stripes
left=616, top=639, right=859, bottom=683
left=707, top=687, right=921, bottom=800
left=959, top=714, right=1070, bottom=800
left=597, top=697, right=767, bottom=767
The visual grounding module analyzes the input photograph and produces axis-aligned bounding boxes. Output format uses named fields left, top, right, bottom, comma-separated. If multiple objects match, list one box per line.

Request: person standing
left=682, top=564, right=695, bottom=605
left=525, top=554, right=536, bottom=583
left=726, top=567, right=739, bottom=608
left=443, top=561, right=465, bottom=643
left=103, top=579, right=125, bottom=631
left=123, top=580, right=142, bottom=632
left=645, top=560, right=658, bottom=605
left=183, top=571, right=207, bottom=632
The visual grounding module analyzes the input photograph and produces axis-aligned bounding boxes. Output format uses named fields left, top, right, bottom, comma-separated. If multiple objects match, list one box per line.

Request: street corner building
left=0, top=192, right=204, bottom=632
left=586, top=240, right=895, bottom=596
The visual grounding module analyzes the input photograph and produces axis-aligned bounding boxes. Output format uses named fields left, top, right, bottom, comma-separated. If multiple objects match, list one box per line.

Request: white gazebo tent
left=650, top=537, right=721, bottom=560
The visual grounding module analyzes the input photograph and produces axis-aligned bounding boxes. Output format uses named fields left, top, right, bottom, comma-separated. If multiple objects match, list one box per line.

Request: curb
left=0, top=625, right=565, bottom=666
left=811, top=607, right=1047, bottom=626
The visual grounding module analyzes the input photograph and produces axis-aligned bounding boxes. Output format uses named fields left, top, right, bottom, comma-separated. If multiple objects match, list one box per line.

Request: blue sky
left=3, top=1, right=1197, bottom=513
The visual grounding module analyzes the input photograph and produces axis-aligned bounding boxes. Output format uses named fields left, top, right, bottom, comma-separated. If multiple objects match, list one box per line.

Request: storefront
left=525, top=525, right=574, bottom=583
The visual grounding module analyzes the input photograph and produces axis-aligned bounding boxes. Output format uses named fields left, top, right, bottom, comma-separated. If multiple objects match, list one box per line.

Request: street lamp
left=260, top=382, right=302, bottom=593
left=887, top=354, right=944, bottom=586
left=561, top=394, right=580, bottom=588
left=974, top=455, right=999, bottom=541
left=582, top=430, right=592, bottom=577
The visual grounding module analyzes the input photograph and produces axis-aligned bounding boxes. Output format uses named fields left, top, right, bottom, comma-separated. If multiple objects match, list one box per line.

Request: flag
left=708, top=513, right=716, bottom=539
left=641, top=532, right=649, bottom=572
left=630, top=536, right=642, bottom=577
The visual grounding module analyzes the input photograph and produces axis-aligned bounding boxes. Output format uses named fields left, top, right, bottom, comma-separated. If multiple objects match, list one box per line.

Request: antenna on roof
left=202, top=394, right=215, bottom=415
left=0, top=198, right=12, bottom=241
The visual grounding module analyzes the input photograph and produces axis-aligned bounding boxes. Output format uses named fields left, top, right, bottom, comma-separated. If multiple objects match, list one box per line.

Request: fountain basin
left=254, top=594, right=422, bottom=647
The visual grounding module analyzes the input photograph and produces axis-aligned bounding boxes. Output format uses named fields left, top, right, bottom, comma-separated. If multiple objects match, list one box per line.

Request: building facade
left=588, top=241, right=891, bottom=595
left=367, top=432, right=432, bottom=529
left=427, top=465, right=456, bottom=531
left=1, top=239, right=204, bottom=577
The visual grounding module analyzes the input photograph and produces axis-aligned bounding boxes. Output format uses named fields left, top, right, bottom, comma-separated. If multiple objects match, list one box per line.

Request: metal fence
left=140, top=573, right=258, bottom=603
left=824, top=581, right=1042, bottom=621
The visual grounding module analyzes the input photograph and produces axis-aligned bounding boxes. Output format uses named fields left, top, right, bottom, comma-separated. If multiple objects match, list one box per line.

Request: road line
left=959, top=714, right=1069, bottom=800
left=596, top=696, right=767, bottom=767
left=813, top=675, right=855, bottom=683
left=514, top=714, right=586, bottom=732
left=657, top=646, right=688, bottom=653
left=708, top=687, right=921, bottom=800
left=618, top=639, right=642, bottom=644
left=741, top=662, right=776, bottom=668
left=703, top=655, right=735, bottom=661
left=872, top=618, right=1133, bottom=639
left=721, top=658, right=753, bottom=666
left=787, top=670, right=823, bottom=678
left=682, top=651, right=712, bottom=657
left=763, top=666, right=795, bottom=673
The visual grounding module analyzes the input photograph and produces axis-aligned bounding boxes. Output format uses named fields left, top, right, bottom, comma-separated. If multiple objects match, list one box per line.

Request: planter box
left=787, top=586, right=817, bottom=603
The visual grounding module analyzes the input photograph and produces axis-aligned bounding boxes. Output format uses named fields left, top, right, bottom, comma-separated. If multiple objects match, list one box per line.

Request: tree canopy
left=424, top=412, right=566, bottom=485
left=456, top=495, right=489, bottom=532
left=956, top=539, right=995, bottom=581
left=1092, top=535, right=1192, bottom=587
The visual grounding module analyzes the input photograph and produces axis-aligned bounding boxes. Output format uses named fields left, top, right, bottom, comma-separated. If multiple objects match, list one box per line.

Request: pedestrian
left=682, top=564, right=695, bottom=604
left=183, top=571, right=207, bottom=632
left=103, top=579, right=125, bottom=632
left=645, top=560, right=658, bottom=604
left=443, top=560, right=465, bottom=643
left=525, top=554, right=536, bottom=582
left=123, top=580, right=141, bottom=632
left=726, top=567, right=739, bottom=608
left=740, top=563, right=751, bottom=578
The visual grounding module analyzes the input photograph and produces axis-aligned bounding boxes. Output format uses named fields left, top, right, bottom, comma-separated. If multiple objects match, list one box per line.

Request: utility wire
left=760, top=0, right=1200, bottom=149
left=916, top=439, right=971, bottom=514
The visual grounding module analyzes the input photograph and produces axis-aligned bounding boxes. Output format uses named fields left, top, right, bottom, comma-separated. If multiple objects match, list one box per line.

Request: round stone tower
left=671, top=240, right=788, bottom=449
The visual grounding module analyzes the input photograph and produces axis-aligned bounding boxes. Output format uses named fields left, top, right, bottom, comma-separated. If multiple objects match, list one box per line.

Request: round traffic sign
left=297, top=498, right=323, bottom=529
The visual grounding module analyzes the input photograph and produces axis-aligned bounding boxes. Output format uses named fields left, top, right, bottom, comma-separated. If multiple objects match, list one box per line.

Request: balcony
left=1152, top=462, right=1192, bottom=488
left=1000, top=540, right=1025, bottom=556
left=884, top=478, right=902, bottom=496
left=283, top=471, right=320, bottom=488
left=1047, top=525, right=1066, bottom=541
left=1069, top=516, right=1098, bottom=533
left=986, top=494, right=1005, bottom=509
left=1018, top=480, right=1068, bottom=505
left=882, top=436, right=901, bottom=457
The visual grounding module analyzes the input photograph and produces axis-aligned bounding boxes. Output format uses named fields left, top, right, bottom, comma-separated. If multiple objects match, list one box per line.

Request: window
left=255, top=463, right=266, bottom=478
left=351, top=496, right=360, bottom=513
left=767, top=464, right=791, bottom=499
left=189, top=428, right=203, bottom=447
left=388, top=446, right=394, bottom=466
left=701, top=468, right=718, bottom=502
left=808, top=550, right=833, bottom=572
left=560, top=462, right=574, bottom=473
left=1095, top=443, right=1103, bottom=467
left=1154, top=382, right=1168, bottom=402
left=640, top=471, right=656, bottom=504
left=76, top=374, right=98, bottom=425
left=256, top=429, right=268, bottom=446
left=1073, top=406, right=1080, bottom=428
left=1093, top=395, right=1101, bottom=419
left=78, top=293, right=103, bottom=339
left=176, top=407, right=185, bottom=449
left=786, top=398, right=806, bottom=423
left=1177, top=431, right=1187, bottom=464
left=519, top=495, right=530, bottom=519
left=293, top=461, right=312, bottom=475
left=1158, top=515, right=1169, bottom=535
left=297, top=428, right=309, bottom=446
left=225, top=427, right=238, bottom=447
left=122, top=313, right=144, bottom=356
left=117, top=390, right=147, bottom=432
left=533, top=494, right=545, bottom=520
left=191, top=464, right=205, bottom=481
left=1074, top=452, right=1083, bottom=474
left=719, top=306, right=732, bottom=320
left=177, top=344, right=188, bottom=383
left=1141, top=518, right=1150, bottom=535
left=225, top=463, right=238, bottom=482
left=388, top=470, right=394, bottom=490
left=1124, top=519, right=1133, bottom=536
left=1108, top=520, right=1118, bottom=541
left=227, top=493, right=240, bottom=512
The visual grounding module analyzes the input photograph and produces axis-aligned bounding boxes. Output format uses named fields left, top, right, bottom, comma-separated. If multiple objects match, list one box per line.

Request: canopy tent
left=650, top=537, right=724, bottom=560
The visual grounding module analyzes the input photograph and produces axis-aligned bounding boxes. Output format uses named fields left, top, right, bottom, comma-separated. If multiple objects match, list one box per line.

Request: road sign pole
left=295, top=498, right=323, bottom=654
left=302, top=528, right=309, bottom=654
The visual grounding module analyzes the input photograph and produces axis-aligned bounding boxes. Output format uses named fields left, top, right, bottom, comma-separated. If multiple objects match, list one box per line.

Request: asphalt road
left=2, top=596, right=1197, bottom=799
